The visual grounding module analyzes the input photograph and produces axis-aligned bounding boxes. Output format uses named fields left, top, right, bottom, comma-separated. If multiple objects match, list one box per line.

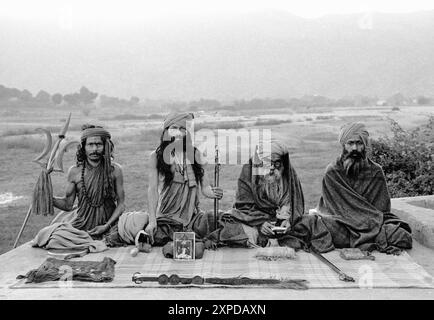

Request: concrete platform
left=0, top=240, right=433, bottom=300
left=392, top=195, right=434, bottom=249
left=2, top=195, right=433, bottom=300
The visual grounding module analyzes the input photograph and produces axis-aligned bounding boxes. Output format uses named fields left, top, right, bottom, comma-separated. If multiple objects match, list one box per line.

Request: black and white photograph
left=0, top=0, right=433, bottom=305
left=173, top=232, right=195, bottom=260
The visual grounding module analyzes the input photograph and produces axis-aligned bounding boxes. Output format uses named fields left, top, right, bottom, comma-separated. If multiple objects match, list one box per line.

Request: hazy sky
left=1, top=0, right=434, bottom=100
left=1, top=0, right=434, bottom=23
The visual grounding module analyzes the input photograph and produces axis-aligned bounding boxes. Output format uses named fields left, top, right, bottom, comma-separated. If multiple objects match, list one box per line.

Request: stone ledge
left=392, top=195, right=434, bottom=249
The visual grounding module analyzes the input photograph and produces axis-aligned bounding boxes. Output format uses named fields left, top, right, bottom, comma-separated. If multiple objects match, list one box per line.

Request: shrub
left=370, top=116, right=434, bottom=197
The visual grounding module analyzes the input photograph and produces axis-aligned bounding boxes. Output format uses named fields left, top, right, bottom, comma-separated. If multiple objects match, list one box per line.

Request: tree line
left=0, top=83, right=432, bottom=111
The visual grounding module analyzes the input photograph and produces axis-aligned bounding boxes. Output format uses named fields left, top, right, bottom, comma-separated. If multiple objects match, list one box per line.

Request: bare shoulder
left=67, top=165, right=81, bottom=183
left=148, top=150, right=157, bottom=167
left=112, top=162, right=124, bottom=177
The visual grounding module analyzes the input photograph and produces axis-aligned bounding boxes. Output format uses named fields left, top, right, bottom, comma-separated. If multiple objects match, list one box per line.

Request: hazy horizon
left=1, top=3, right=434, bottom=100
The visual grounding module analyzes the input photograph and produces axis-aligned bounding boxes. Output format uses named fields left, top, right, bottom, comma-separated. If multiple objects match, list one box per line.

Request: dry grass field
left=0, top=104, right=432, bottom=254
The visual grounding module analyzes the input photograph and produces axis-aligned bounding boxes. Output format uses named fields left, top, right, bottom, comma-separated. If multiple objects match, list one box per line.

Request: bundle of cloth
left=32, top=211, right=149, bottom=253
left=17, top=257, right=116, bottom=283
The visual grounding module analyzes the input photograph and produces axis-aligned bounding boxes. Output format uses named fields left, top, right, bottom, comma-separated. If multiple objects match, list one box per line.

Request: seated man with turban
left=216, top=141, right=305, bottom=247
left=283, top=122, right=412, bottom=254
left=143, top=112, right=224, bottom=248
left=32, top=124, right=141, bottom=252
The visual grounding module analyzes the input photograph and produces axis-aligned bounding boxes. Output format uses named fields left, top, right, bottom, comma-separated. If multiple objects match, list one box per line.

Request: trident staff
left=13, top=113, right=78, bottom=248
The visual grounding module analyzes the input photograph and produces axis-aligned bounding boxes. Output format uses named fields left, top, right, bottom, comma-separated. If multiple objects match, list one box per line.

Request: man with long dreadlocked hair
left=32, top=125, right=128, bottom=252
left=55, top=124, right=125, bottom=236
left=144, top=112, right=223, bottom=249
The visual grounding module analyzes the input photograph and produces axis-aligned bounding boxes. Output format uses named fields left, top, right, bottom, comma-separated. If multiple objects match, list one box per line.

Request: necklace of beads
left=81, top=161, right=105, bottom=208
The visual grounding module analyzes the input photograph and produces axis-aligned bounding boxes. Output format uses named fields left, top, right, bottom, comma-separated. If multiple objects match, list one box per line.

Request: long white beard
left=260, top=171, right=283, bottom=204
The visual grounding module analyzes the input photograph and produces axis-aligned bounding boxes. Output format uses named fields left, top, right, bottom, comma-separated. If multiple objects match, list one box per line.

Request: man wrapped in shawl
left=217, top=141, right=305, bottom=247
left=282, top=122, right=412, bottom=254
left=143, top=112, right=224, bottom=247
left=32, top=124, right=128, bottom=252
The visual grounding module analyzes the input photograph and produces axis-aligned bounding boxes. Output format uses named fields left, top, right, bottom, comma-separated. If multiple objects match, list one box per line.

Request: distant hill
left=0, top=10, right=433, bottom=100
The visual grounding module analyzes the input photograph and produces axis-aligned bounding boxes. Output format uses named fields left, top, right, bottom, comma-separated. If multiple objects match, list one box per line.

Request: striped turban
left=262, top=140, right=289, bottom=162
left=271, top=140, right=289, bottom=157
left=338, top=122, right=369, bottom=147
left=163, top=112, right=194, bottom=130
left=81, top=127, right=111, bottom=142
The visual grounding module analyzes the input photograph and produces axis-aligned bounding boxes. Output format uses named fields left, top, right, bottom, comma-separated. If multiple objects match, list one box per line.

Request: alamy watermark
left=162, top=119, right=272, bottom=168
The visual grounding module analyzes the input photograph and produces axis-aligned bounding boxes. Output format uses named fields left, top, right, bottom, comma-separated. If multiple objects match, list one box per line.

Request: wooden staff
left=310, top=246, right=355, bottom=282
left=213, top=145, right=220, bottom=231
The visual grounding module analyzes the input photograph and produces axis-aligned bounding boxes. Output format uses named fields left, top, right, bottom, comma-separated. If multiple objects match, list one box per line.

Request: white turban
left=163, top=112, right=194, bottom=130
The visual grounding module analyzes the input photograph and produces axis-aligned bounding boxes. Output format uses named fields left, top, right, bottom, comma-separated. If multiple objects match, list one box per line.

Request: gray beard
left=260, top=173, right=283, bottom=204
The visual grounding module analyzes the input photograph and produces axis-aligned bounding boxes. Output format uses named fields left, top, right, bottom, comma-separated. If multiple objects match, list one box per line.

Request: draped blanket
left=32, top=222, right=108, bottom=252
left=227, top=158, right=305, bottom=227
left=72, top=163, right=117, bottom=231
left=284, top=157, right=412, bottom=253
left=32, top=162, right=117, bottom=252
left=157, top=164, right=199, bottom=227
left=153, top=162, right=217, bottom=245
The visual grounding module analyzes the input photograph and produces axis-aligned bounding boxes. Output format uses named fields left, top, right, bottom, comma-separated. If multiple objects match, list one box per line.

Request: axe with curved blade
left=52, top=140, right=80, bottom=173
left=33, top=128, right=53, bottom=166
left=13, top=113, right=73, bottom=249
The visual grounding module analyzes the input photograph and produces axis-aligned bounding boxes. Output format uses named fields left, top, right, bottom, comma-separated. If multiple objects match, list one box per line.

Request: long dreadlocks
left=76, top=124, right=115, bottom=203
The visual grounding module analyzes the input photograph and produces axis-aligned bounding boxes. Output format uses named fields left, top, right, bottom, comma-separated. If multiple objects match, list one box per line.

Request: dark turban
left=338, top=122, right=369, bottom=147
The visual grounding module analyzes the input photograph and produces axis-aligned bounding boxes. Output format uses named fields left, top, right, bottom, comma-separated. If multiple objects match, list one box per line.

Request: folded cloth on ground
left=255, top=247, right=296, bottom=261
left=31, top=222, right=108, bottom=253
left=339, top=248, right=375, bottom=260
left=16, top=257, right=116, bottom=283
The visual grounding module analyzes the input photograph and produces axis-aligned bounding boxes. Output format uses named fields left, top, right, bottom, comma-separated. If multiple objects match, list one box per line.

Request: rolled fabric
left=255, top=247, right=296, bottom=261
left=117, top=211, right=149, bottom=244
left=81, top=127, right=111, bottom=141
left=338, top=122, right=369, bottom=147
left=163, top=112, right=194, bottom=130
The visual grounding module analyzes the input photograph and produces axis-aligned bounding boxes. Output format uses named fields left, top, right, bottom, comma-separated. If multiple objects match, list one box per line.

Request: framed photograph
left=173, top=232, right=195, bottom=260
